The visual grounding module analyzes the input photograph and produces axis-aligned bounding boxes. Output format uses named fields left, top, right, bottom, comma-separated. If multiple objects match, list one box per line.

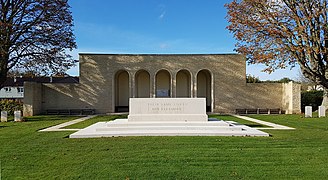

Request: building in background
left=0, top=77, right=79, bottom=101
left=23, top=54, right=301, bottom=116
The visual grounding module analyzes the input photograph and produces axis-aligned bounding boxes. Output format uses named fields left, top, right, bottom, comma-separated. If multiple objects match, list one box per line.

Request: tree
left=260, top=77, right=293, bottom=83
left=276, top=77, right=293, bottom=83
left=0, top=0, right=76, bottom=88
left=297, top=70, right=321, bottom=91
left=225, top=0, right=328, bottom=105
left=246, top=74, right=261, bottom=83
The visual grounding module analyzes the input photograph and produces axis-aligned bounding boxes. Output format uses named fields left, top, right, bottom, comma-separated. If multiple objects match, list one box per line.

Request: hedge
left=0, top=99, right=23, bottom=115
left=301, top=90, right=323, bottom=113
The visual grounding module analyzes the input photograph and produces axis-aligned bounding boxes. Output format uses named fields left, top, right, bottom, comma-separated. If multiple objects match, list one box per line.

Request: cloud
left=159, top=11, right=166, bottom=20
left=158, top=4, right=166, bottom=20
left=159, top=43, right=168, bottom=49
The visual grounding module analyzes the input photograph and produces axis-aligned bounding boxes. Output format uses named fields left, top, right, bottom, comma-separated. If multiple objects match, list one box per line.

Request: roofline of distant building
left=78, top=52, right=241, bottom=56
left=2, top=77, right=79, bottom=87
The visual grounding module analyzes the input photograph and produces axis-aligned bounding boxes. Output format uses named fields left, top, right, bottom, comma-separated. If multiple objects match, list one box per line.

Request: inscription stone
left=1, top=111, right=7, bottom=122
left=128, top=98, right=208, bottom=122
left=14, top=111, right=22, bottom=122
left=305, top=106, right=312, bottom=118
left=319, top=106, right=326, bottom=117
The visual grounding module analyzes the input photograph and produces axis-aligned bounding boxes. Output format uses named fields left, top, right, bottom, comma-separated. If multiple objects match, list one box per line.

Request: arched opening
left=155, top=70, right=171, bottom=97
left=197, top=69, right=212, bottom=112
left=176, top=70, right=191, bottom=97
left=115, top=70, right=129, bottom=112
left=135, top=70, right=150, bottom=98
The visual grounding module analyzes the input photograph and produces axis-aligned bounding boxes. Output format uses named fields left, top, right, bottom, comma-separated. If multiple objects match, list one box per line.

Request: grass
left=63, top=114, right=127, bottom=129
left=1, top=114, right=328, bottom=179
left=210, top=114, right=270, bottom=128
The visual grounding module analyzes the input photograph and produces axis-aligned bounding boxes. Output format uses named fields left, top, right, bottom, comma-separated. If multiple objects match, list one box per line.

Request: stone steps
left=97, top=126, right=243, bottom=132
left=69, top=119, right=270, bottom=138
left=105, top=119, right=231, bottom=127
left=79, top=130, right=258, bottom=137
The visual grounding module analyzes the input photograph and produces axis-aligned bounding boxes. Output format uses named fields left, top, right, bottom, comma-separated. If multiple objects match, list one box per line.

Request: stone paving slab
left=232, top=115, right=295, bottom=130
left=39, top=115, right=97, bottom=132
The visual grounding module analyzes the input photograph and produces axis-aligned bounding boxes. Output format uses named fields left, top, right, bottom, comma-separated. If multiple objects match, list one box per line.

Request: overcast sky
left=67, top=0, right=300, bottom=80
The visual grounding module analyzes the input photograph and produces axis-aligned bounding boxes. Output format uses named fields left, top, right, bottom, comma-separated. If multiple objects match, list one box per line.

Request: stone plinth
left=305, top=106, right=312, bottom=118
left=128, top=98, right=208, bottom=122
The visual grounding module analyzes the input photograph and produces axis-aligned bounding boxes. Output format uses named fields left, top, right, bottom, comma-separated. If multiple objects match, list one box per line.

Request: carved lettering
left=147, top=102, right=187, bottom=113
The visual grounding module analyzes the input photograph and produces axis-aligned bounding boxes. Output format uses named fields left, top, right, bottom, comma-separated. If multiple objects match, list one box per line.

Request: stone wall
left=215, top=83, right=283, bottom=113
left=283, top=82, right=301, bottom=114
left=23, top=82, right=42, bottom=116
left=23, top=54, right=301, bottom=115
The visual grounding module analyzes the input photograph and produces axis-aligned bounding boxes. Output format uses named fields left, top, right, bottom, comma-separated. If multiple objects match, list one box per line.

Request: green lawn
left=1, top=114, right=328, bottom=179
left=63, top=114, right=128, bottom=129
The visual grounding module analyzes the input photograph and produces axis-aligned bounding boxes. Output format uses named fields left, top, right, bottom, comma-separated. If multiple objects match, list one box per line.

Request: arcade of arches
left=114, top=69, right=212, bottom=112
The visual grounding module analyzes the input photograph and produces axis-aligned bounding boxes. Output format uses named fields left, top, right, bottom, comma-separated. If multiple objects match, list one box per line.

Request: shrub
left=0, top=99, right=23, bottom=115
left=301, top=90, right=323, bottom=112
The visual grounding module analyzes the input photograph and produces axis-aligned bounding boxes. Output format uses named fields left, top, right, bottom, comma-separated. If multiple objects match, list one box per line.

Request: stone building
left=23, top=54, right=301, bottom=116
left=0, top=77, right=78, bottom=101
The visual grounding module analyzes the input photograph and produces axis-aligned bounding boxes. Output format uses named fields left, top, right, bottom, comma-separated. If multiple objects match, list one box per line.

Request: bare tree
left=226, top=0, right=328, bottom=106
left=0, top=0, right=76, bottom=88
left=297, top=70, right=321, bottom=91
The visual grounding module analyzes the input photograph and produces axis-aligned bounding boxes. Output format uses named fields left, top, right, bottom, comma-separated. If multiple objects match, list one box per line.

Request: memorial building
left=23, top=54, right=301, bottom=116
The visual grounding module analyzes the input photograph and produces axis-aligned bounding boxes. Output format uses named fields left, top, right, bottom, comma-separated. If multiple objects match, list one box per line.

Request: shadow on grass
left=24, top=115, right=81, bottom=122
left=107, top=114, right=128, bottom=119
left=63, top=114, right=129, bottom=129
left=242, top=124, right=266, bottom=128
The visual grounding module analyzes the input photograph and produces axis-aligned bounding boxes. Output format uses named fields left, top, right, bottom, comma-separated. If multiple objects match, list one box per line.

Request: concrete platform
left=69, top=118, right=270, bottom=138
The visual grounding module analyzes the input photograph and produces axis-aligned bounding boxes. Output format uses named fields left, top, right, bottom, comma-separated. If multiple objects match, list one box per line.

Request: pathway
left=232, top=115, right=295, bottom=130
left=39, top=115, right=97, bottom=132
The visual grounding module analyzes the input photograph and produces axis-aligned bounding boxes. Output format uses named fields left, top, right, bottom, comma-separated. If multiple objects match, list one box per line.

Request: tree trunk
left=0, top=70, right=7, bottom=89
left=0, top=54, right=9, bottom=89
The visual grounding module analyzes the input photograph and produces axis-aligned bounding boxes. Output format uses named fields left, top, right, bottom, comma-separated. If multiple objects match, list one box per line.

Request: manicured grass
left=1, top=114, right=328, bottom=179
left=210, top=114, right=270, bottom=128
left=63, top=114, right=128, bottom=129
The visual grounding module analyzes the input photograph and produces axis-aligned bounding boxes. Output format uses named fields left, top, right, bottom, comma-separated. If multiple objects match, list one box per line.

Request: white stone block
left=319, top=106, right=326, bottom=117
left=305, top=106, right=312, bottom=118
left=128, top=98, right=208, bottom=122
left=14, top=111, right=22, bottom=122
left=1, top=111, right=7, bottom=122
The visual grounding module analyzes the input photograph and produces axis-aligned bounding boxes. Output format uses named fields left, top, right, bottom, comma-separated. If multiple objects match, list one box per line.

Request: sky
left=66, top=0, right=300, bottom=80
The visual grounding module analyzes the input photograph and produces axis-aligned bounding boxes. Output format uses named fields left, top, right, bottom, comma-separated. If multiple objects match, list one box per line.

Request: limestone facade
left=23, top=54, right=301, bottom=116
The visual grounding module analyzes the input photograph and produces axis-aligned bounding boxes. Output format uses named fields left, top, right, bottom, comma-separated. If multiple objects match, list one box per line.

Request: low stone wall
left=23, top=81, right=301, bottom=116
left=213, top=82, right=300, bottom=114
left=241, top=82, right=300, bottom=114
left=245, top=83, right=283, bottom=108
